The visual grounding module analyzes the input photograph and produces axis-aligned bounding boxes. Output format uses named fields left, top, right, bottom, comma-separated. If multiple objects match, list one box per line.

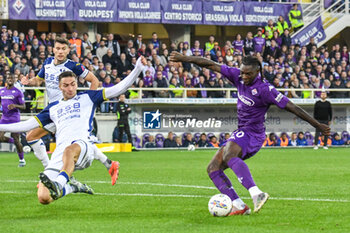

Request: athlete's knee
left=37, top=185, right=51, bottom=205
left=207, top=161, right=219, bottom=174
left=26, top=131, right=38, bottom=142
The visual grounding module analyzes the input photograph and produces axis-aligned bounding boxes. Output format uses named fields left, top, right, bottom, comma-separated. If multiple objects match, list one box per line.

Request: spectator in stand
left=276, top=15, right=289, bottom=36
left=253, top=28, right=265, bottom=55
left=191, top=40, right=204, bottom=57
left=82, top=32, right=92, bottom=57
left=205, top=35, right=215, bottom=54
left=263, top=133, right=280, bottom=147
left=163, top=132, right=177, bottom=148
left=264, top=19, right=277, bottom=40
left=197, top=133, right=210, bottom=148
left=69, top=30, right=83, bottom=58
left=175, top=136, right=183, bottom=147
left=208, top=136, right=219, bottom=148
left=38, top=32, right=51, bottom=48
left=14, top=57, right=29, bottom=76
left=332, top=133, right=345, bottom=146
left=281, top=29, right=292, bottom=48
left=143, top=70, right=153, bottom=88
left=289, top=4, right=304, bottom=33
left=153, top=71, right=169, bottom=97
left=25, top=28, right=36, bottom=45
left=96, top=38, right=108, bottom=62
left=134, top=34, right=143, bottom=50
left=279, top=133, right=289, bottom=147
left=243, top=32, right=254, bottom=56
left=183, top=133, right=195, bottom=147
left=150, top=32, right=161, bottom=53
left=92, top=33, right=101, bottom=55
left=195, top=76, right=208, bottom=98
left=169, top=77, right=183, bottom=98
left=288, top=132, right=298, bottom=146
left=232, top=34, right=244, bottom=55
left=144, top=135, right=157, bottom=148
left=107, top=33, right=121, bottom=57
left=102, top=49, right=118, bottom=69
left=296, top=132, right=308, bottom=146
left=330, top=77, right=347, bottom=98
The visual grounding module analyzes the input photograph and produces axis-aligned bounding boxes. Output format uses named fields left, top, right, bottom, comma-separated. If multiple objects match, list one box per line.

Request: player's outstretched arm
left=104, top=56, right=147, bottom=99
left=85, top=72, right=100, bottom=90
left=284, top=101, right=330, bottom=135
left=0, top=117, right=39, bottom=133
left=169, top=51, right=221, bottom=72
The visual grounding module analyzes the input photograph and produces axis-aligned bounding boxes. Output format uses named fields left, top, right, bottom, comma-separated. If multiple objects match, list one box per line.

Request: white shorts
left=43, top=122, right=56, bottom=134
left=45, top=139, right=95, bottom=173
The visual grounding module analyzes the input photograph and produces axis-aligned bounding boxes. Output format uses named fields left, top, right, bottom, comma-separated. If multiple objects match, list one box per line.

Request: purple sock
left=227, top=157, right=256, bottom=190
left=18, top=152, right=24, bottom=160
left=209, top=170, right=239, bottom=200
left=8, top=138, right=14, bottom=144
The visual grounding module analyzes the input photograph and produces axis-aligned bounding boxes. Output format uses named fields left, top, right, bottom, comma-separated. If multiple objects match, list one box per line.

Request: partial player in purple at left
left=0, top=74, right=26, bottom=167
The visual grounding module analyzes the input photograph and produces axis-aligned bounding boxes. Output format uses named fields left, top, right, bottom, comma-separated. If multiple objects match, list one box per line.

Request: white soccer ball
left=208, top=194, right=232, bottom=217
left=187, top=144, right=196, bottom=151
left=23, top=145, right=31, bottom=153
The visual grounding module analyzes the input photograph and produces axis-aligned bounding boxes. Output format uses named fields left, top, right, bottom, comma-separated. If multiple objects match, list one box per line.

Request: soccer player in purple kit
left=170, top=52, right=330, bottom=215
left=0, top=74, right=26, bottom=167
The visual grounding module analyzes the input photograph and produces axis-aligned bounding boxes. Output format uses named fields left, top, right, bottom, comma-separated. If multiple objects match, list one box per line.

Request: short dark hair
left=54, top=37, right=69, bottom=46
left=242, top=55, right=264, bottom=80
left=58, top=71, right=77, bottom=82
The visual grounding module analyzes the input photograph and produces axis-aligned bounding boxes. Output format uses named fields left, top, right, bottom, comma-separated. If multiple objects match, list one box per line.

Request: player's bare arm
left=170, top=51, right=221, bottom=72
left=84, top=72, right=99, bottom=90
left=7, top=103, right=26, bottom=110
left=21, top=76, right=44, bottom=86
left=284, top=101, right=330, bottom=135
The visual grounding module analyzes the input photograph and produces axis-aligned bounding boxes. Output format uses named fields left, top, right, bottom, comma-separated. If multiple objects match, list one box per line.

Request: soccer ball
left=23, top=145, right=31, bottom=153
left=187, top=144, right=195, bottom=151
left=208, top=194, right=232, bottom=217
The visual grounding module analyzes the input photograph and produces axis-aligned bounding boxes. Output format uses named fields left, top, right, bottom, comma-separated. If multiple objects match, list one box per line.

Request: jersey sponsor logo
left=275, top=93, right=283, bottom=103
left=57, top=102, right=81, bottom=119
left=1, top=95, right=15, bottom=100
left=237, top=93, right=255, bottom=106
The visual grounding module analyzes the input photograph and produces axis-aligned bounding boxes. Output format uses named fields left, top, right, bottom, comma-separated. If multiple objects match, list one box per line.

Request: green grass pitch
left=0, top=148, right=349, bottom=233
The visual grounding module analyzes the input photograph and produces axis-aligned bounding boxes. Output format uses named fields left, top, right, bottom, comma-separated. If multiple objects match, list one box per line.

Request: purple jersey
left=232, top=40, right=244, bottom=54
left=253, top=37, right=266, bottom=53
left=221, top=65, right=289, bottom=135
left=0, top=87, right=25, bottom=123
left=191, top=48, right=204, bottom=56
left=143, top=75, right=154, bottom=87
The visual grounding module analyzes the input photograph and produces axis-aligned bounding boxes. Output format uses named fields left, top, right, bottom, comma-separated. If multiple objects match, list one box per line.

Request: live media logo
left=143, top=110, right=162, bottom=129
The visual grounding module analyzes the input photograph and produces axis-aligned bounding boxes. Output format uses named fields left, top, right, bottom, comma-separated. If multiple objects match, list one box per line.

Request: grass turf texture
left=0, top=148, right=349, bottom=233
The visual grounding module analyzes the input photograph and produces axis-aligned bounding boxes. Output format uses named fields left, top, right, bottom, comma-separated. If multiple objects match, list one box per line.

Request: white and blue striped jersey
left=36, top=57, right=89, bottom=103
left=34, top=90, right=106, bottom=147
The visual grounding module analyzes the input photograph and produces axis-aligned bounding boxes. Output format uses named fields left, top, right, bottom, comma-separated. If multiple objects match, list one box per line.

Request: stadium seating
left=155, top=134, right=165, bottom=148
left=132, top=134, right=141, bottom=148
left=304, top=131, right=314, bottom=145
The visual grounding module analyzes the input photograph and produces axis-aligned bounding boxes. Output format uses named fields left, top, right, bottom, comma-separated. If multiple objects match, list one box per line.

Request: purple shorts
left=223, top=128, right=265, bottom=160
left=0, top=118, right=20, bottom=124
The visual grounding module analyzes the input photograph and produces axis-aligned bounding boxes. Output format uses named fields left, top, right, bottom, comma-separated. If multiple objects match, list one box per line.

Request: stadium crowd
left=1, top=17, right=350, bottom=112
left=136, top=131, right=350, bottom=149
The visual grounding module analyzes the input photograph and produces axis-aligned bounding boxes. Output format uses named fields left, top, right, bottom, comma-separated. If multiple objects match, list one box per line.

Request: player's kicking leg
left=92, top=144, right=120, bottom=185
left=223, top=140, right=269, bottom=213
left=207, top=147, right=251, bottom=216
left=26, top=127, right=49, bottom=168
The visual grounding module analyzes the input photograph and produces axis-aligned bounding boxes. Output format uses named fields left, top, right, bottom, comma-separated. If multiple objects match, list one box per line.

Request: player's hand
left=317, top=123, right=331, bottom=136
left=21, top=75, right=29, bottom=85
left=136, top=56, right=147, bottom=68
left=7, top=104, right=16, bottom=110
left=170, top=51, right=184, bottom=62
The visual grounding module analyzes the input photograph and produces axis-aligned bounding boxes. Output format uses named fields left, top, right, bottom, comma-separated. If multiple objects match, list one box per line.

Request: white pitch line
left=0, top=179, right=349, bottom=203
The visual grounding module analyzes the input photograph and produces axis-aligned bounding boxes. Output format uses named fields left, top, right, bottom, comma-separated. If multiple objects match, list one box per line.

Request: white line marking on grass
left=0, top=179, right=349, bottom=203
